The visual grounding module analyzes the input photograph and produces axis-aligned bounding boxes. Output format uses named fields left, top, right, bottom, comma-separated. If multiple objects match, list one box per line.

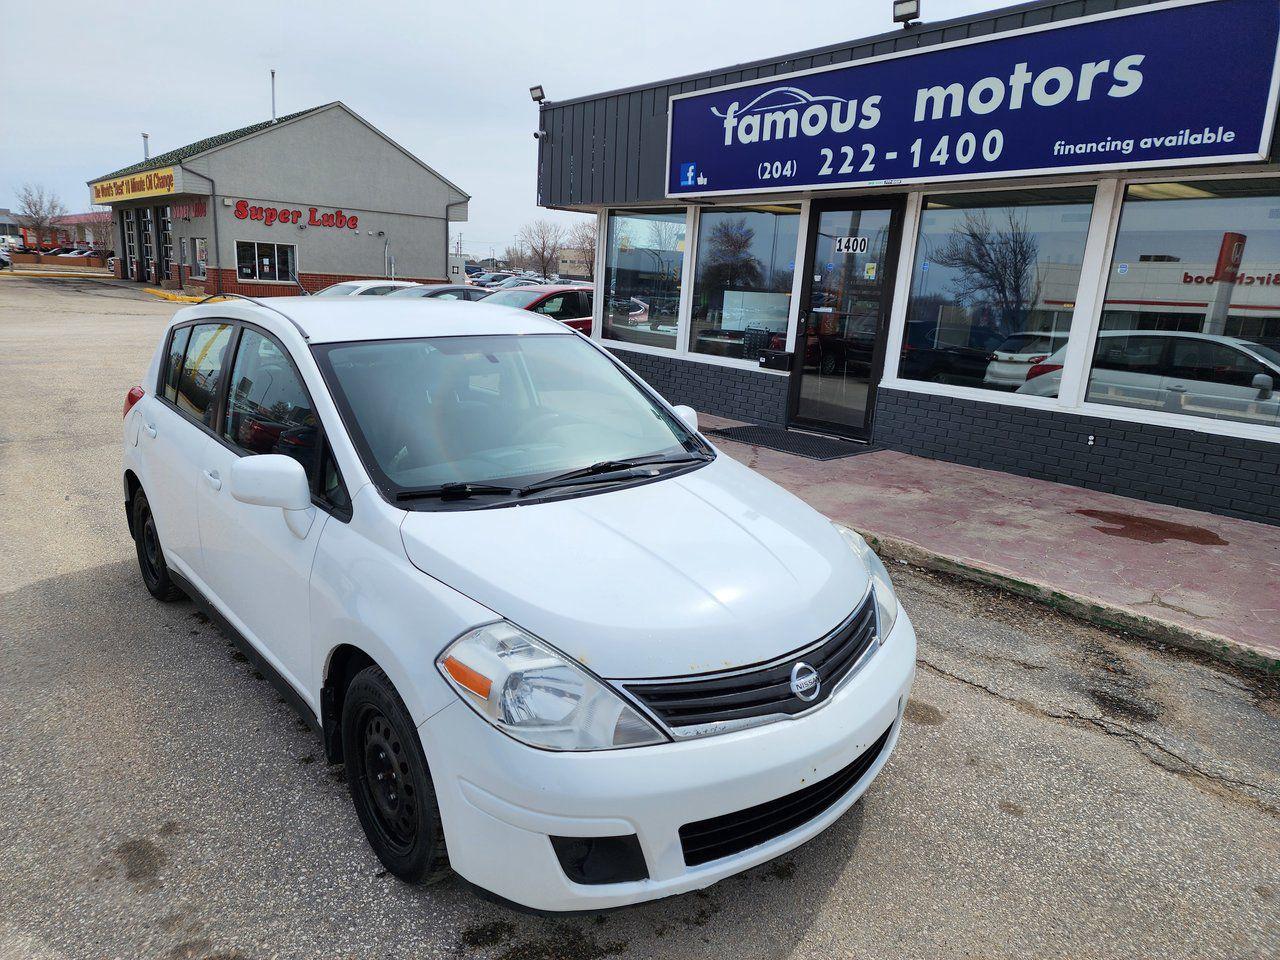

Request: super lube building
left=537, top=0, right=1280, bottom=526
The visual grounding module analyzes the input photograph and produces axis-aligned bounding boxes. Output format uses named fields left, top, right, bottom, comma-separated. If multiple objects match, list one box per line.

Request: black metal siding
left=537, top=0, right=1165, bottom=207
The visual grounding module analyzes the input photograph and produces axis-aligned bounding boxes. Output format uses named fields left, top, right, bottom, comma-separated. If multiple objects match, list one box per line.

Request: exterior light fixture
left=529, top=85, right=546, bottom=103
left=893, top=0, right=920, bottom=26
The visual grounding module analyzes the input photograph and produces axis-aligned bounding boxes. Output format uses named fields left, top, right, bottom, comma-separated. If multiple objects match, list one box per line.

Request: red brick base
left=202, top=268, right=447, bottom=297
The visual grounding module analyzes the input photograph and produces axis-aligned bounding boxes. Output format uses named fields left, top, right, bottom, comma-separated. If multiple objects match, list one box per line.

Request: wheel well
left=124, top=470, right=141, bottom=538
left=321, top=645, right=377, bottom=764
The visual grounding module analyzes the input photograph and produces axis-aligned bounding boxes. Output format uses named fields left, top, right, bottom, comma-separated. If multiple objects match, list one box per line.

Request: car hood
left=399, top=455, right=868, bottom=679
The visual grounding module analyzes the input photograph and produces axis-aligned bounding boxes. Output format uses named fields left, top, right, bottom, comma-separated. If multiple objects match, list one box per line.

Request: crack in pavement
left=917, top=657, right=1280, bottom=819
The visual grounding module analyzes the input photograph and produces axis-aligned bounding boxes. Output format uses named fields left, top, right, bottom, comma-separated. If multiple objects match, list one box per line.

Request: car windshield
left=1245, top=340, right=1280, bottom=369
left=315, top=334, right=706, bottom=502
left=385, top=286, right=436, bottom=298
left=995, top=333, right=1068, bottom=355
left=482, top=290, right=543, bottom=309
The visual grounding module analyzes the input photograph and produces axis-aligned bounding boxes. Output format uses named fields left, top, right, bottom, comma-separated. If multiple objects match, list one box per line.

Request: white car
left=313, top=280, right=421, bottom=297
left=983, top=332, right=1070, bottom=389
left=121, top=296, right=915, bottom=911
left=1018, top=330, right=1280, bottom=424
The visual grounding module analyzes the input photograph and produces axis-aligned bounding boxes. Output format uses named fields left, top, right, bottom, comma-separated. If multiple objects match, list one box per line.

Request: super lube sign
left=666, top=0, right=1280, bottom=198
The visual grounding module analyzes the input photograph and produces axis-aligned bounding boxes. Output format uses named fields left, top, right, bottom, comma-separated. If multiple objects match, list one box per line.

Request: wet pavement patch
left=114, top=836, right=165, bottom=885
left=904, top=701, right=945, bottom=725
left=458, top=919, right=516, bottom=950
left=1074, top=509, right=1228, bottom=546
left=1086, top=688, right=1162, bottom=724
left=494, top=927, right=624, bottom=960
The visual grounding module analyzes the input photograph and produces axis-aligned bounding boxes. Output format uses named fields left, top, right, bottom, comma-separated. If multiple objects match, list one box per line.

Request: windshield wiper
left=518, top=452, right=711, bottom=496
left=396, top=482, right=522, bottom=502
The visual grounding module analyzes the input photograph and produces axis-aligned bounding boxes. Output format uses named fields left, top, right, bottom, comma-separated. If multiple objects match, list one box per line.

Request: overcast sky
left=1, top=0, right=993, bottom=258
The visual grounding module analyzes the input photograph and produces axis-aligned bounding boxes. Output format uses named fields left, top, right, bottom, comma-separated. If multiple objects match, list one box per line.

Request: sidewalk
left=702, top=415, right=1280, bottom=671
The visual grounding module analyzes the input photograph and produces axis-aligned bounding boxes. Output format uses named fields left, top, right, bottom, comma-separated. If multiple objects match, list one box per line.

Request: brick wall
left=873, top=388, right=1280, bottom=526
left=607, top=347, right=791, bottom=424
left=202, top=268, right=448, bottom=297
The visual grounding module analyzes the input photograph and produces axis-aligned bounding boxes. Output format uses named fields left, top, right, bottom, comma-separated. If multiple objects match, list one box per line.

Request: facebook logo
left=679, top=162, right=697, bottom=187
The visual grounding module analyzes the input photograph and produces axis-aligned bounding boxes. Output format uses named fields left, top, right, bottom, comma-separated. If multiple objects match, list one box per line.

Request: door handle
left=203, top=469, right=222, bottom=491
left=144, top=422, right=157, bottom=438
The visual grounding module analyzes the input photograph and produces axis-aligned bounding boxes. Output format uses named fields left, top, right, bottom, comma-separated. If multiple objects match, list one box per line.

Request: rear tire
left=342, top=665, right=450, bottom=884
left=131, top=489, right=181, bottom=601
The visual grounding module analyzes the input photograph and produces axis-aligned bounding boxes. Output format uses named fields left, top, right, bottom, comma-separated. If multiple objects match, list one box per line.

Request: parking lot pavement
left=0, top=276, right=1277, bottom=960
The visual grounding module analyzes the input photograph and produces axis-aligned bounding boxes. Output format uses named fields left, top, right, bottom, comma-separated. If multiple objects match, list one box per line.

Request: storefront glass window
left=236, top=240, right=296, bottom=282
left=191, top=238, right=208, bottom=279
left=601, top=209, right=686, bottom=349
left=901, top=188, right=1095, bottom=397
left=690, top=205, right=799, bottom=360
left=1082, top=179, right=1280, bottom=429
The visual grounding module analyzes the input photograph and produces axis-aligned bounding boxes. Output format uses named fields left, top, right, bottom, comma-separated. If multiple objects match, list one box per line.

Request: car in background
left=464, top=265, right=483, bottom=277
left=1017, top=329, right=1280, bottom=423
left=314, top=280, right=422, bottom=297
left=899, top=319, right=1007, bottom=387
left=470, top=272, right=516, bottom=288
left=491, top=276, right=544, bottom=289
left=0, top=248, right=11, bottom=270
left=481, top=284, right=594, bottom=333
left=983, top=332, right=1071, bottom=390
left=386, top=284, right=490, bottom=302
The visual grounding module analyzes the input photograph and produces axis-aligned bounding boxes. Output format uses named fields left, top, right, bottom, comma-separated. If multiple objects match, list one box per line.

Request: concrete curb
left=858, top=529, right=1280, bottom=674
left=1, top=269, right=114, bottom=280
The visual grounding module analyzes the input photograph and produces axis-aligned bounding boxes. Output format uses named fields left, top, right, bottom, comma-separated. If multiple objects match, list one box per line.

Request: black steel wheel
left=342, top=666, right=449, bottom=884
left=132, top=489, right=180, bottom=601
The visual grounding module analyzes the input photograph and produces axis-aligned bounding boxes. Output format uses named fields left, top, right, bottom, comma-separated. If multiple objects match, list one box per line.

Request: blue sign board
left=666, top=0, right=1280, bottom=198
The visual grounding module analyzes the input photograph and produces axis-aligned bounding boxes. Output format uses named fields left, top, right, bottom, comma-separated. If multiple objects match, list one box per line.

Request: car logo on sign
left=790, top=662, right=820, bottom=702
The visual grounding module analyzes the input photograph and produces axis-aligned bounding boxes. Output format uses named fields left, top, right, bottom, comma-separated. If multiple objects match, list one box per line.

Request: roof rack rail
left=196, top=292, right=310, bottom=341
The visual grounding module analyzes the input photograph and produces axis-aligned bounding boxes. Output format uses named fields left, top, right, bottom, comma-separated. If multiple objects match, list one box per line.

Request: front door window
left=792, top=204, right=898, bottom=438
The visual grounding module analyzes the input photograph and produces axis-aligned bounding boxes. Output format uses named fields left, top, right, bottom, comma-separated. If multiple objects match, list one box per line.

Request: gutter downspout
left=444, top=196, right=468, bottom=281
left=179, top=165, right=221, bottom=297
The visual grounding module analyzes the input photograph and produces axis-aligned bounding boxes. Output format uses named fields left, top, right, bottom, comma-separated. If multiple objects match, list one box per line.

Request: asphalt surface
left=0, top=275, right=1277, bottom=960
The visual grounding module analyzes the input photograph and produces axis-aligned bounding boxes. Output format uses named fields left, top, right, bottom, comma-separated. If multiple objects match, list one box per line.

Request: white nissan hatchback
left=121, top=296, right=916, bottom=911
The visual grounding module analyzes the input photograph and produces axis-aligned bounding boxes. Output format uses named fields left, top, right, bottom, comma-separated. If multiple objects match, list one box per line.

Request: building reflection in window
left=902, top=188, right=1095, bottom=397
left=1038, top=179, right=1280, bottom=429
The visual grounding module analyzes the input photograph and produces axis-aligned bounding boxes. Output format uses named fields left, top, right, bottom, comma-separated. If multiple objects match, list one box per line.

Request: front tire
left=342, top=666, right=449, bottom=884
left=132, top=489, right=181, bottom=601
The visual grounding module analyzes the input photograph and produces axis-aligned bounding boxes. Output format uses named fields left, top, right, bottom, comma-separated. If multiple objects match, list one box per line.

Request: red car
left=480, top=284, right=594, bottom=334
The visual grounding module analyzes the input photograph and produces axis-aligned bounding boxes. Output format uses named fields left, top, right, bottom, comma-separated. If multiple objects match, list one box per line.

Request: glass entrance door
left=790, top=201, right=902, bottom=439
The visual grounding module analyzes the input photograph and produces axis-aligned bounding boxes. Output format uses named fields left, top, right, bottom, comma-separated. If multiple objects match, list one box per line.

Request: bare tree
left=929, top=209, right=1042, bottom=335
left=564, top=219, right=598, bottom=280
left=14, top=183, right=67, bottom=248
left=502, top=243, right=530, bottom=272
left=516, top=219, right=566, bottom=278
left=87, top=207, right=114, bottom=250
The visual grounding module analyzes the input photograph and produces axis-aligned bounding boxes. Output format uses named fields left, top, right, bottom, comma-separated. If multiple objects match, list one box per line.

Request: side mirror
left=672, top=404, right=699, bottom=434
left=230, top=455, right=311, bottom=511
left=1253, top=372, right=1274, bottom=400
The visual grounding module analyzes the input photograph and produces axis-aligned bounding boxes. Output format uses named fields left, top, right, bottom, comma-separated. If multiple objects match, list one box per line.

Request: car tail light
left=123, top=385, right=145, bottom=419
left=1025, top=362, right=1063, bottom=381
left=1027, top=354, right=1048, bottom=364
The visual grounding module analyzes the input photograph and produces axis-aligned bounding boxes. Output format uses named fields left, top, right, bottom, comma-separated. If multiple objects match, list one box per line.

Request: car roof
left=171, top=297, right=570, bottom=344
left=489, top=283, right=589, bottom=296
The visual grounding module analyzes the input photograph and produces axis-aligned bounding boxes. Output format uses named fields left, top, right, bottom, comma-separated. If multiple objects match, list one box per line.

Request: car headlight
left=437, top=621, right=668, bottom=751
left=833, top=523, right=899, bottom=638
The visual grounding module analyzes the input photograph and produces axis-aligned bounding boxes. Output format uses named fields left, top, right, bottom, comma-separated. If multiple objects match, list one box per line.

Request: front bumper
left=418, top=608, right=917, bottom=911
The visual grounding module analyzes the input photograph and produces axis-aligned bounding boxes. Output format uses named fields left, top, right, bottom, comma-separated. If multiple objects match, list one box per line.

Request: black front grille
left=622, top=592, right=878, bottom=731
left=679, top=723, right=894, bottom=867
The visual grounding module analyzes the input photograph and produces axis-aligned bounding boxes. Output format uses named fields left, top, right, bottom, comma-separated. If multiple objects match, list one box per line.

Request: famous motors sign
left=666, top=0, right=1280, bottom=198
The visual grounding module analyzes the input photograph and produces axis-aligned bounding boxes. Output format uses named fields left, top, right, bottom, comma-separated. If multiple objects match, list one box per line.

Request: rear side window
left=224, top=329, right=319, bottom=480
left=163, top=326, right=192, bottom=402
left=176, top=323, right=234, bottom=426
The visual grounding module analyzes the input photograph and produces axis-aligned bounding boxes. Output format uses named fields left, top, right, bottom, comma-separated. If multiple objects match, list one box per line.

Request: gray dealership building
left=537, top=0, right=1280, bottom=525
left=89, top=102, right=468, bottom=296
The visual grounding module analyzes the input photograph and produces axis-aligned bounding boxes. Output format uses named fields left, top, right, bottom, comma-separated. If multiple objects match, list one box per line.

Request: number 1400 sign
left=835, top=236, right=869, bottom=254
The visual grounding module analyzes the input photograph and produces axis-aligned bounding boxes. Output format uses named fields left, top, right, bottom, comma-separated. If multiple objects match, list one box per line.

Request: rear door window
left=175, top=323, right=234, bottom=426
left=162, top=326, right=192, bottom=402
